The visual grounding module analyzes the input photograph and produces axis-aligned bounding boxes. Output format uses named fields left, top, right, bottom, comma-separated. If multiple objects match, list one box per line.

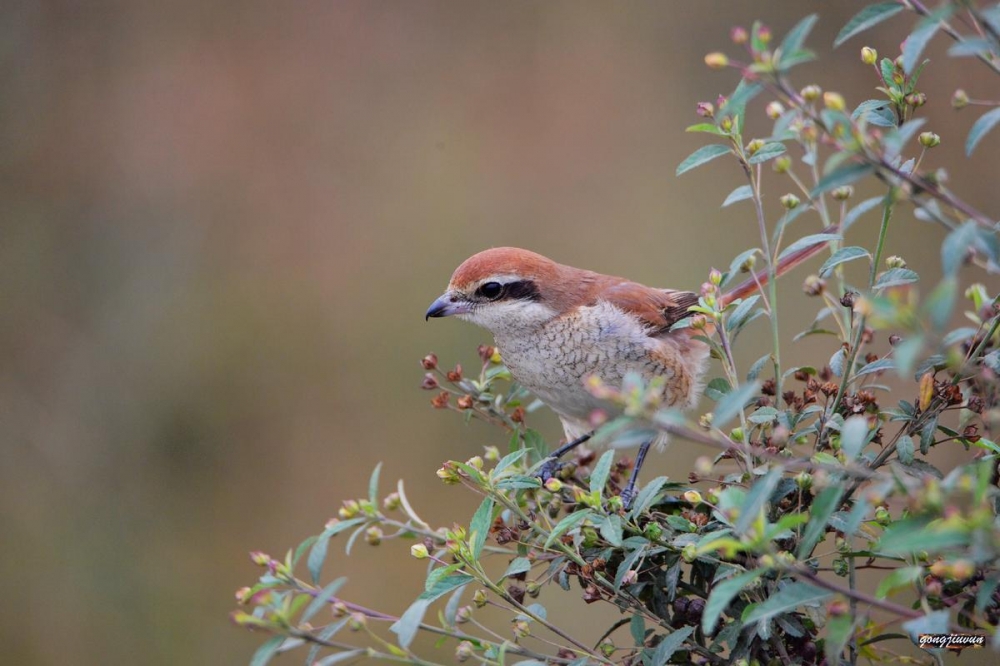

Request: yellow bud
left=861, top=46, right=878, bottom=65
left=823, top=92, right=846, bottom=111
left=705, top=52, right=729, bottom=69
left=410, top=544, right=429, bottom=559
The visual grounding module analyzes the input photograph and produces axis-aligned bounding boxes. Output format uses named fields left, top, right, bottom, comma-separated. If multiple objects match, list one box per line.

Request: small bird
left=427, top=241, right=830, bottom=507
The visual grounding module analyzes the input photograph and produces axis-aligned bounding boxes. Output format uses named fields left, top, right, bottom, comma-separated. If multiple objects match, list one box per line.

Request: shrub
left=235, top=5, right=1000, bottom=665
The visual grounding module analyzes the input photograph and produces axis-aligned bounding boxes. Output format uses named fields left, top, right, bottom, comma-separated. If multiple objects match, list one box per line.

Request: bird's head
left=426, top=247, right=570, bottom=333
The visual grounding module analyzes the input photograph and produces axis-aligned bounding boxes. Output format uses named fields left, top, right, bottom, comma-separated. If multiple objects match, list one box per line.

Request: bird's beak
left=426, top=292, right=471, bottom=320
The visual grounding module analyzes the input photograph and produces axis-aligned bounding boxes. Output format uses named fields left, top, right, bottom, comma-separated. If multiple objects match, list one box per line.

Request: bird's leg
left=619, top=440, right=652, bottom=510
left=536, top=431, right=593, bottom=481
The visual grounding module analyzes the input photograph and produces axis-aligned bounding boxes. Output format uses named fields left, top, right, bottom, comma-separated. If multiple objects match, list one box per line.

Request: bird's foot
left=620, top=485, right=638, bottom=511
left=536, top=457, right=563, bottom=483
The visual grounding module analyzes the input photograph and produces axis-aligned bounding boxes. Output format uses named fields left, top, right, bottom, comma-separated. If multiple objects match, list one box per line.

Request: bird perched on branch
left=427, top=239, right=831, bottom=507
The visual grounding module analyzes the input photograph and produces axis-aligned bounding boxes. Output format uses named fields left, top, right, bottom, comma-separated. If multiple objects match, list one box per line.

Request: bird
left=426, top=239, right=833, bottom=507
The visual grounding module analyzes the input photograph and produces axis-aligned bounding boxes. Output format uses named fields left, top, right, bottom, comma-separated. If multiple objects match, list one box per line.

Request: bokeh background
left=2, top=2, right=998, bottom=664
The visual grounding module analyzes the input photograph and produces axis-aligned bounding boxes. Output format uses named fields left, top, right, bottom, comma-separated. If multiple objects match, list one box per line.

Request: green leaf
left=316, top=650, right=366, bottom=666
left=727, top=295, right=761, bottom=333
left=778, top=233, right=842, bottom=263
left=686, top=122, right=724, bottom=135
left=878, top=518, right=969, bottom=556
left=723, top=80, right=763, bottom=122
left=590, top=449, right=615, bottom=497
left=368, top=462, right=382, bottom=505
left=852, top=99, right=897, bottom=127
left=713, top=381, right=761, bottom=427
left=797, top=486, right=845, bottom=558
left=676, top=144, right=731, bottom=176
left=901, top=610, right=949, bottom=645
left=648, top=626, right=695, bottom=666
left=781, top=14, right=819, bottom=56
left=747, top=142, right=787, bottom=164
left=924, top=277, right=956, bottom=330
left=724, top=248, right=760, bottom=288
left=722, top=185, right=754, bottom=207
left=629, top=476, right=669, bottom=519
left=948, top=38, right=996, bottom=57
left=600, top=514, right=624, bottom=547
left=747, top=354, right=771, bottom=382
left=811, top=163, right=873, bottom=198
left=630, top=614, right=646, bottom=647
left=469, top=497, right=495, bottom=559
left=840, top=416, right=870, bottom=461
left=503, top=557, right=532, bottom=579
left=835, top=3, right=905, bottom=47
left=309, top=518, right=366, bottom=584
left=420, top=573, right=474, bottom=602
left=942, top=221, right=978, bottom=275
left=824, top=613, right=854, bottom=665
left=391, top=598, right=431, bottom=648
left=874, top=267, right=919, bottom=290
left=703, top=569, right=765, bottom=633
left=302, top=577, right=348, bottom=623
left=855, top=357, right=893, bottom=377
left=842, top=196, right=884, bottom=232
left=735, top=467, right=783, bottom=534
left=902, top=19, right=940, bottom=74
left=250, top=636, right=285, bottom=666
left=705, top=376, right=732, bottom=401
left=875, top=566, right=922, bottom=598
left=743, top=582, right=831, bottom=626
left=544, top=509, right=592, bottom=547
left=819, top=246, right=870, bottom=277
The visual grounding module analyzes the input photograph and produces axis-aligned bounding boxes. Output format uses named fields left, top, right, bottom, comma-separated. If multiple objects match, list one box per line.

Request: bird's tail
left=720, top=224, right=838, bottom=308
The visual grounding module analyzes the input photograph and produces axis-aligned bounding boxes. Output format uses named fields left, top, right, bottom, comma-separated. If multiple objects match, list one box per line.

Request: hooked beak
left=426, top=292, right=472, bottom=320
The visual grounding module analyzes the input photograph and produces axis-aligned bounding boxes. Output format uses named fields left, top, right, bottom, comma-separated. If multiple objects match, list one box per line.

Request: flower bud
left=951, top=89, right=969, bottom=109
left=365, top=525, right=383, bottom=546
left=473, top=589, right=488, bottom=607
left=885, top=255, right=907, bottom=269
left=832, top=185, right=854, bottom=201
left=765, top=101, right=785, bottom=120
left=249, top=551, right=271, bottom=566
left=699, top=412, right=713, bottom=429
left=682, top=543, right=698, bottom=563
left=705, top=52, right=729, bottom=69
left=730, top=426, right=744, bottom=443
left=771, top=155, right=790, bottom=174
left=455, top=605, right=473, bottom=624
left=757, top=25, right=772, bottom=44
left=456, top=395, right=474, bottom=410
left=643, top=522, right=663, bottom=540
left=746, top=138, right=765, bottom=154
left=446, top=364, right=463, bottom=381
left=696, top=101, right=715, bottom=118
left=437, top=465, right=460, bottom=484
left=709, top=268, right=723, bottom=286
left=456, top=641, right=474, bottom=662
left=730, top=26, right=749, bottom=44
left=410, top=543, right=429, bottom=559
left=720, top=116, right=733, bottom=131
left=466, top=455, right=483, bottom=469
left=801, top=84, right=822, bottom=102
left=544, top=477, right=563, bottom=492
left=795, top=472, right=812, bottom=490
left=919, top=131, right=940, bottom=148
left=421, top=353, right=438, bottom=370
left=780, top=193, right=800, bottom=209
left=861, top=46, right=878, bottom=65
left=691, top=314, right=709, bottom=330
left=823, top=92, right=846, bottom=111
left=339, top=500, right=361, bottom=519
left=513, top=619, right=531, bottom=638
left=421, top=373, right=439, bottom=390
left=483, top=445, right=499, bottom=462
left=802, top=275, right=825, bottom=296
left=683, top=490, right=704, bottom=504
left=235, top=586, right=252, bottom=604
left=431, top=392, right=450, bottom=409
left=906, top=92, right=926, bottom=108
left=348, top=612, right=367, bottom=631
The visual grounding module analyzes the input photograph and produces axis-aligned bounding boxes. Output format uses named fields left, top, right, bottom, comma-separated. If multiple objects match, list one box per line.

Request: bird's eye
left=477, top=281, right=504, bottom=300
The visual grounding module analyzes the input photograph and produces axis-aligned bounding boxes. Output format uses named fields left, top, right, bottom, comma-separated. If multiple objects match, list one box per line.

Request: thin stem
left=749, top=161, right=783, bottom=396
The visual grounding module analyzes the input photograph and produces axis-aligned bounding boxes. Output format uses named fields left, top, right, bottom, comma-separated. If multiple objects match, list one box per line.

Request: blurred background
left=2, top=2, right=998, bottom=663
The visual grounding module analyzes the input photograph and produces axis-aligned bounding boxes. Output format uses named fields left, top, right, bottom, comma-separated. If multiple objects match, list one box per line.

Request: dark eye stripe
left=501, top=280, right=540, bottom=301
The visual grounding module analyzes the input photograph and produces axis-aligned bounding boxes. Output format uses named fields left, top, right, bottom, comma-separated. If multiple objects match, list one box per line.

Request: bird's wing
left=599, top=282, right=700, bottom=335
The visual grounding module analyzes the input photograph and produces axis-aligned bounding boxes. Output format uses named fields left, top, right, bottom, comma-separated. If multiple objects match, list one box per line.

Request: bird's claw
left=620, top=486, right=637, bottom=511
left=536, top=458, right=563, bottom=483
